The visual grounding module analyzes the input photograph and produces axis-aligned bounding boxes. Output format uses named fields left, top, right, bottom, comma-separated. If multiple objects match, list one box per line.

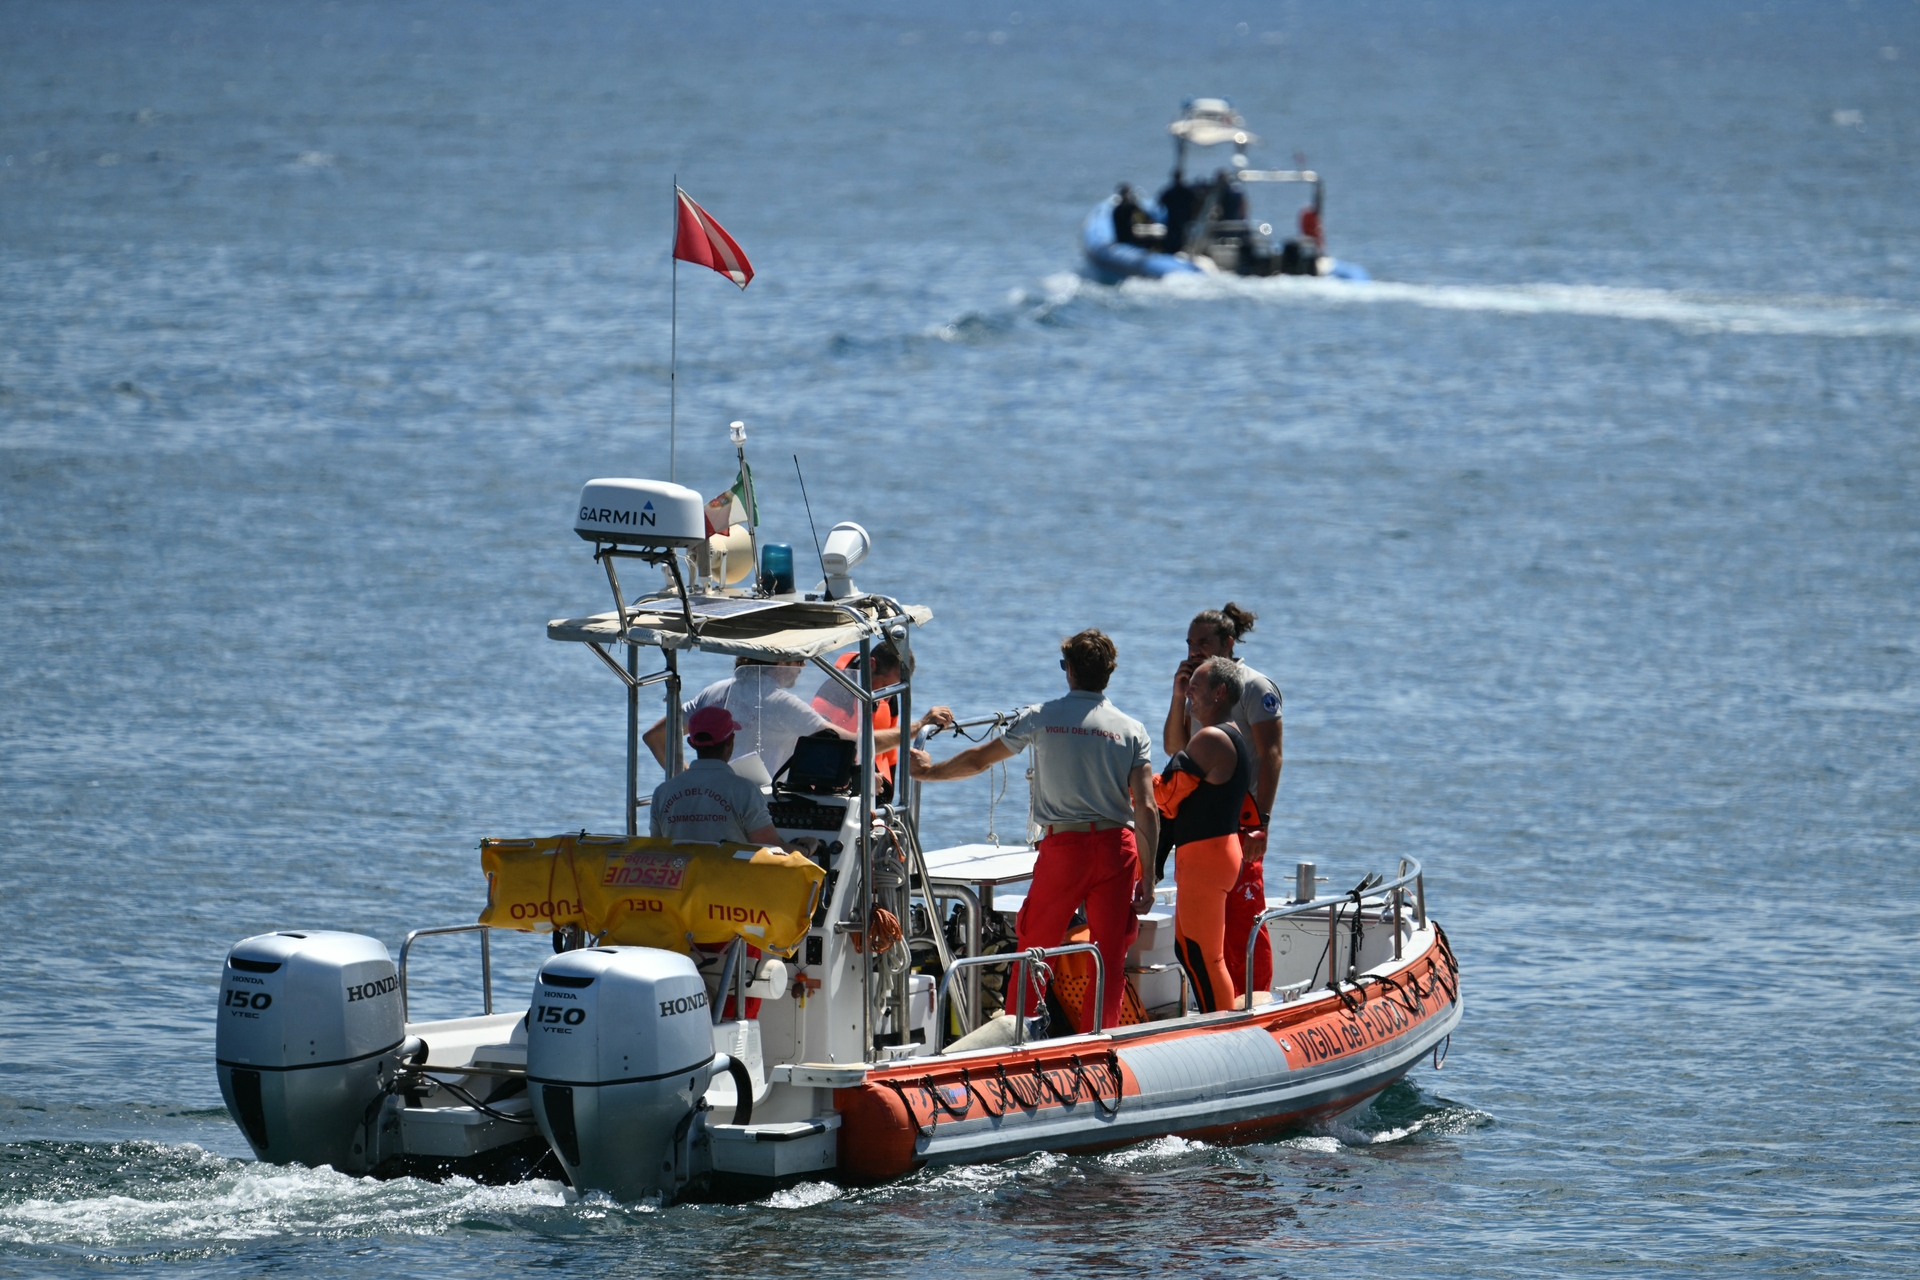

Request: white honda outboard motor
left=215, top=931, right=406, bottom=1175
left=526, top=946, right=732, bottom=1202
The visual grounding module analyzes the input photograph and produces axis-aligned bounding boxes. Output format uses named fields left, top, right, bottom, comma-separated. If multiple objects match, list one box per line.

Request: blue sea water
left=3, top=1, right=1918, bottom=1275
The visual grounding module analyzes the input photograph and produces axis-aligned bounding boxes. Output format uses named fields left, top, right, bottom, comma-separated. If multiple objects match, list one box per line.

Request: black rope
left=1067, top=1053, right=1123, bottom=1117
left=1433, top=921, right=1460, bottom=981
left=406, top=1073, right=540, bottom=1125
left=994, top=1060, right=1043, bottom=1111
left=1032, top=1058, right=1076, bottom=1107
left=958, top=1066, right=1000, bottom=1119
left=918, top=1074, right=973, bottom=1122
left=942, top=710, right=1018, bottom=743
left=1306, top=899, right=1339, bottom=991
left=879, top=1079, right=934, bottom=1141
left=1370, top=968, right=1427, bottom=1017
left=1020, top=1058, right=1066, bottom=1107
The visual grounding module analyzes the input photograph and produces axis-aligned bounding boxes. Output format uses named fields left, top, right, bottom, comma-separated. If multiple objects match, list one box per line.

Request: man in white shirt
left=645, top=660, right=834, bottom=780
left=646, top=656, right=948, bottom=781
left=911, top=629, right=1157, bottom=1035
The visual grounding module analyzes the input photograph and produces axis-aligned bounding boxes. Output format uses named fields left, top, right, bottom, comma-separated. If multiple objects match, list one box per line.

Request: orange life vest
left=811, top=652, right=898, bottom=783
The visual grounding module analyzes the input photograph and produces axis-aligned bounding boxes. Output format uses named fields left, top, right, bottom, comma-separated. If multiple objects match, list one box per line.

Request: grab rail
left=1239, top=857, right=1425, bottom=1011
left=932, top=942, right=1104, bottom=1053
left=398, top=923, right=493, bottom=1023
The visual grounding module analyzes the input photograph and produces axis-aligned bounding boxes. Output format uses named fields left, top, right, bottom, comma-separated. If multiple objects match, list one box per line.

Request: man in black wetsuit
left=1157, top=173, right=1198, bottom=254
left=1211, top=168, right=1248, bottom=222
left=1112, top=184, right=1147, bottom=246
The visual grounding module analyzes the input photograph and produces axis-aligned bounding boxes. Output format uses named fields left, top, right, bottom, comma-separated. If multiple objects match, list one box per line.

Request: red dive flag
left=673, top=187, right=754, bottom=289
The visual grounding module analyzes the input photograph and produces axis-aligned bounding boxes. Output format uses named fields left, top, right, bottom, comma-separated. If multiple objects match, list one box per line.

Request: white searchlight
left=820, top=521, right=871, bottom=599
left=574, top=478, right=705, bottom=549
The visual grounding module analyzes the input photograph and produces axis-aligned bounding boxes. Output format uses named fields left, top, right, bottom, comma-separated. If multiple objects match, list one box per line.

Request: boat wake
left=0, top=1140, right=571, bottom=1258
left=936, top=272, right=1920, bottom=340
left=760, top=1180, right=844, bottom=1210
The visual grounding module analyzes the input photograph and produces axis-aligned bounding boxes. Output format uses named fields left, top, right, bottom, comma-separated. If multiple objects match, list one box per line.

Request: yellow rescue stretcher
left=478, top=832, right=825, bottom=954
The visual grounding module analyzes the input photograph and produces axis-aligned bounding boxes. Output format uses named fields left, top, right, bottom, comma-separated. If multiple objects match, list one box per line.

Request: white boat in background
left=214, top=431, right=1457, bottom=1201
left=1084, top=98, right=1369, bottom=283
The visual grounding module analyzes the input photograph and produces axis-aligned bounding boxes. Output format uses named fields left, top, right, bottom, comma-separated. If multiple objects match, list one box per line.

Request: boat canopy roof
left=1169, top=98, right=1260, bottom=148
left=548, top=592, right=931, bottom=661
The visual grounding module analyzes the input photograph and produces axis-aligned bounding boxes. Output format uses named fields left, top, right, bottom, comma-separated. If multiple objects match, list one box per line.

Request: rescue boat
left=1083, top=98, right=1369, bottom=283
left=213, top=433, right=1459, bottom=1201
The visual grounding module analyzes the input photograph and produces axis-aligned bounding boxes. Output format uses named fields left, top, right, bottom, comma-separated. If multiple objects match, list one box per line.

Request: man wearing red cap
left=649, top=705, right=789, bottom=847
left=651, top=705, right=796, bottom=1022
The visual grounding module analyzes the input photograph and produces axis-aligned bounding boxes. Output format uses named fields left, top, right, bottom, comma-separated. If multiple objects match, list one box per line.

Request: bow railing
left=1240, top=857, right=1425, bottom=1011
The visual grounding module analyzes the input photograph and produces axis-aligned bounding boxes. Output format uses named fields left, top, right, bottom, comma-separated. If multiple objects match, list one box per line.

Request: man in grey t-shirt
left=649, top=706, right=784, bottom=846
left=1164, top=606, right=1283, bottom=857
left=912, top=629, right=1157, bottom=1035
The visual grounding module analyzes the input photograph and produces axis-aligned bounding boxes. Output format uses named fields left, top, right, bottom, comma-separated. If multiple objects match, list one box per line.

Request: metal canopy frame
left=552, top=551, right=937, bottom=1061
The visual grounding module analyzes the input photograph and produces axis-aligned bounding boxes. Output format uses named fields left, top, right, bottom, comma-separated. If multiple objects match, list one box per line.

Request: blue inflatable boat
left=1083, top=98, right=1369, bottom=285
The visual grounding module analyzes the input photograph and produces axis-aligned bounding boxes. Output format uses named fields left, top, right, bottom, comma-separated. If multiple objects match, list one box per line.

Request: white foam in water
left=1100, top=1135, right=1208, bottom=1167
left=1040, top=270, right=1920, bottom=338
left=1276, top=1134, right=1344, bottom=1154
left=918, top=1147, right=1064, bottom=1195
left=0, top=1150, right=570, bottom=1249
left=761, top=1181, right=842, bottom=1210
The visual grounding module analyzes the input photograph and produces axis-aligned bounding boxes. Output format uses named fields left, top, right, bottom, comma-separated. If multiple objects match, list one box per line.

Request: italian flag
left=705, top=464, right=758, bottom=537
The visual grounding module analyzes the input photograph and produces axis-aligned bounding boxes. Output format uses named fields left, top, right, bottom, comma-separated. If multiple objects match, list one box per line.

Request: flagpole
left=669, top=175, right=678, bottom=484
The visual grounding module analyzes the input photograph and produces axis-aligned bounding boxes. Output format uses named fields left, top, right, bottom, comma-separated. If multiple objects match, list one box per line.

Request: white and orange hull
left=828, top=923, right=1460, bottom=1181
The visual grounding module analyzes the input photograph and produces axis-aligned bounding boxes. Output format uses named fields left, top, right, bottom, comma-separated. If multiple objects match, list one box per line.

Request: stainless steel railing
left=1239, top=856, right=1426, bottom=1011
left=932, top=942, right=1104, bottom=1053
left=398, top=923, right=494, bottom=1023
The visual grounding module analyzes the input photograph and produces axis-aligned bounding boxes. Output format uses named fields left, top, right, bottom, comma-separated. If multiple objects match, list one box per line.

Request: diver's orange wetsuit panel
left=1174, top=832, right=1243, bottom=1012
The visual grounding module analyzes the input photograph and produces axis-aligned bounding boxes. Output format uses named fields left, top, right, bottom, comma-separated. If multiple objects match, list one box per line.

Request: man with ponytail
left=1163, top=603, right=1284, bottom=996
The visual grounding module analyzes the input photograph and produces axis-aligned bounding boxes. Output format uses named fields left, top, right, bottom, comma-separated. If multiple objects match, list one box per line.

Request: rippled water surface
left=3, top=1, right=1918, bottom=1275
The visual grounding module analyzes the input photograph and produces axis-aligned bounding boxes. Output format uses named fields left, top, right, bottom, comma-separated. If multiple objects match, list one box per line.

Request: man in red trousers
left=911, top=629, right=1157, bottom=1035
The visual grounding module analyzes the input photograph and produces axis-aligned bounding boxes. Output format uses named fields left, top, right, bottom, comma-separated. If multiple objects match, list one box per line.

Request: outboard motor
left=526, top=946, right=724, bottom=1202
left=215, top=931, right=406, bottom=1175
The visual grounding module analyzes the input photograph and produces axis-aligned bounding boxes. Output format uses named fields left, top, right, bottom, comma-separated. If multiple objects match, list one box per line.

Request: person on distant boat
left=1211, top=168, right=1248, bottom=222
left=1112, top=184, right=1149, bottom=247
left=649, top=706, right=787, bottom=847
left=1157, top=172, right=1199, bottom=253
left=911, top=629, right=1157, bottom=1035
left=1163, top=603, right=1283, bottom=997
left=810, top=640, right=953, bottom=803
left=1155, top=656, right=1254, bottom=1012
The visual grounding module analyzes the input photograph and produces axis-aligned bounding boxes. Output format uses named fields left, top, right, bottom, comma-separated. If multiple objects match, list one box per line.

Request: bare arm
left=870, top=705, right=953, bottom=754
left=1162, top=657, right=1201, bottom=755
left=908, top=736, right=1016, bottom=782
left=1250, top=719, right=1282, bottom=822
left=1129, top=763, right=1159, bottom=912
left=1243, top=718, right=1283, bottom=860
left=643, top=717, right=668, bottom=769
left=1184, top=724, right=1238, bottom=784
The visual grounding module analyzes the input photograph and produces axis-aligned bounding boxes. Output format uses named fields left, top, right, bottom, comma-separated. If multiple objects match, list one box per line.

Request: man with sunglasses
left=910, top=629, right=1156, bottom=1036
